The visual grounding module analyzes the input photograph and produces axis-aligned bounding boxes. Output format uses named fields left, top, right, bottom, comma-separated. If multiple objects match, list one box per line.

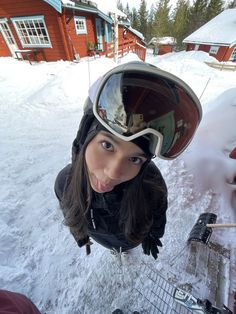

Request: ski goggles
left=92, top=63, right=202, bottom=160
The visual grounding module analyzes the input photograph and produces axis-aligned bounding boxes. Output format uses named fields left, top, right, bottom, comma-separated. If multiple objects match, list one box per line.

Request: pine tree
left=138, top=0, right=149, bottom=39
left=188, top=0, right=209, bottom=34
left=131, top=7, right=139, bottom=30
left=124, top=3, right=133, bottom=21
left=117, top=0, right=124, bottom=11
left=206, top=0, right=224, bottom=20
left=227, top=0, right=236, bottom=7
left=147, top=4, right=156, bottom=41
left=172, top=0, right=190, bottom=49
left=153, top=0, right=171, bottom=37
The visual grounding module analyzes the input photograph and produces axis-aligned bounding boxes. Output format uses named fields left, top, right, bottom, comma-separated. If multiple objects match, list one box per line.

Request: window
left=0, top=21, right=15, bottom=45
left=194, top=44, right=199, bottom=51
left=105, top=23, right=113, bottom=43
left=11, top=16, right=51, bottom=48
left=209, top=46, right=219, bottom=55
left=74, top=16, right=87, bottom=35
left=230, top=47, right=236, bottom=61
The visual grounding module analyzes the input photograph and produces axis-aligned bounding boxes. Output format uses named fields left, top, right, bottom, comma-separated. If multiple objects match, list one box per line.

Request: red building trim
left=185, top=42, right=236, bottom=62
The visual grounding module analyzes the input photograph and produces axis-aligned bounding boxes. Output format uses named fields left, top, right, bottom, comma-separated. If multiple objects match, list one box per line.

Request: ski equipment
left=90, top=61, right=202, bottom=160
left=173, top=287, right=233, bottom=314
left=188, top=213, right=217, bottom=244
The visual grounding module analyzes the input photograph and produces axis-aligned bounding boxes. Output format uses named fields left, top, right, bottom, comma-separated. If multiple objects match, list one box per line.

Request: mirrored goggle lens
left=95, top=71, right=201, bottom=159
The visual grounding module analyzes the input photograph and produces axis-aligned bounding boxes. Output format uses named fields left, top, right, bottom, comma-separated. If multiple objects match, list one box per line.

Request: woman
left=54, top=61, right=202, bottom=259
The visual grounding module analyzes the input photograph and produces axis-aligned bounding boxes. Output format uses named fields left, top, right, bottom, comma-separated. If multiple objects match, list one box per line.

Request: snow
left=148, top=36, right=176, bottom=45
left=183, top=8, right=236, bottom=45
left=92, top=0, right=127, bottom=18
left=61, top=0, right=75, bottom=6
left=0, top=51, right=236, bottom=313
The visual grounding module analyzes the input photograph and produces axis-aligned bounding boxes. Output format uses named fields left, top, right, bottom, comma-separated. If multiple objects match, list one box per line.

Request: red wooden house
left=147, top=37, right=176, bottom=55
left=183, top=9, right=236, bottom=62
left=0, top=0, right=146, bottom=62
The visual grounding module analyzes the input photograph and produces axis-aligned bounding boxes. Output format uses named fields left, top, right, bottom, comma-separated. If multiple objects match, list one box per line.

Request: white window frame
left=209, top=45, right=219, bottom=55
left=230, top=47, right=236, bottom=61
left=0, top=18, right=17, bottom=46
left=104, top=22, right=112, bottom=43
left=74, top=16, right=87, bottom=35
left=11, top=15, right=51, bottom=48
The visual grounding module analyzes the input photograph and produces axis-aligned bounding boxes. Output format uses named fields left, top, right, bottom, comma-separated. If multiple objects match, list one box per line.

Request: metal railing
left=205, top=61, right=236, bottom=71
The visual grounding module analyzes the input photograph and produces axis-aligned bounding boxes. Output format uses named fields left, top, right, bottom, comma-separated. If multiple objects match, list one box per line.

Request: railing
left=14, top=49, right=46, bottom=64
left=205, top=61, right=236, bottom=71
left=104, top=39, right=146, bottom=61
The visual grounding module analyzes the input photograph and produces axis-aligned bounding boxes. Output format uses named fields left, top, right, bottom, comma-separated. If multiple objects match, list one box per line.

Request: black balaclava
left=72, top=111, right=153, bottom=162
left=72, top=96, right=154, bottom=162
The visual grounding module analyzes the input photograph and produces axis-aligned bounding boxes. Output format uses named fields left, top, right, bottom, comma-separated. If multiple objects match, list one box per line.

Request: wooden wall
left=216, top=46, right=234, bottom=61
left=0, top=0, right=146, bottom=62
left=0, top=33, right=10, bottom=57
left=64, top=9, right=97, bottom=59
left=185, top=42, right=234, bottom=62
left=159, top=45, right=173, bottom=55
left=0, top=0, right=67, bottom=61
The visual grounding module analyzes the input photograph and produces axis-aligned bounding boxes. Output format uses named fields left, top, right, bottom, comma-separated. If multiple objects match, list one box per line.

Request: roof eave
left=43, top=0, right=62, bottom=13
left=62, top=3, right=113, bottom=24
left=183, top=39, right=231, bottom=47
left=62, top=3, right=97, bottom=13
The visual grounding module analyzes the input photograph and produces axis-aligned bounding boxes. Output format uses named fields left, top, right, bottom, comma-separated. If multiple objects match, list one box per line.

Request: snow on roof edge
left=128, top=26, right=145, bottom=41
left=183, top=39, right=230, bottom=47
left=183, top=9, right=236, bottom=46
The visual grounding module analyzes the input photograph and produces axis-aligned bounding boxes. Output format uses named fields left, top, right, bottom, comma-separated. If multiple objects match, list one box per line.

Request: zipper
left=90, top=208, right=96, bottom=229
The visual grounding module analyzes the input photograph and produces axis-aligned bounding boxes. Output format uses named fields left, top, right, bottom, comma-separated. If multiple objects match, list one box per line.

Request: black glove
left=142, top=234, right=162, bottom=260
left=77, top=236, right=92, bottom=247
left=77, top=236, right=93, bottom=255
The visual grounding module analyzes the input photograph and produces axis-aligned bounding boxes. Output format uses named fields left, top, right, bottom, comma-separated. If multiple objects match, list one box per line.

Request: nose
left=104, top=158, right=125, bottom=181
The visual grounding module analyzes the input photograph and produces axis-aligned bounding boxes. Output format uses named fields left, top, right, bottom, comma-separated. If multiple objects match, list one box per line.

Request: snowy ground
left=0, top=50, right=236, bottom=313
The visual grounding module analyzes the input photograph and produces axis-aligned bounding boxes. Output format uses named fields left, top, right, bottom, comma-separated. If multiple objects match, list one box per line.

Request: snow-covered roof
left=93, top=0, right=126, bottom=18
left=44, top=0, right=126, bottom=18
left=148, top=36, right=176, bottom=46
left=61, top=0, right=126, bottom=24
left=126, top=26, right=144, bottom=41
left=61, top=0, right=75, bottom=5
left=183, top=9, right=236, bottom=47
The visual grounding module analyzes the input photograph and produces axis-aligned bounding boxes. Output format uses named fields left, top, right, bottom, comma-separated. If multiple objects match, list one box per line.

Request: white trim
left=11, top=15, right=44, bottom=21
left=74, top=16, right=87, bottom=35
left=136, top=42, right=146, bottom=49
left=11, top=16, right=52, bottom=48
left=0, top=19, right=19, bottom=57
left=230, top=47, right=236, bottom=61
left=0, top=18, right=8, bottom=23
left=184, top=40, right=230, bottom=47
left=209, top=45, right=219, bottom=55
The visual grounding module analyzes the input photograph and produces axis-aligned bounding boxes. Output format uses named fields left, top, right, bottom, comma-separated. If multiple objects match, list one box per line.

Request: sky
left=121, top=0, right=156, bottom=10
left=0, top=51, right=236, bottom=313
left=120, top=0, right=178, bottom=10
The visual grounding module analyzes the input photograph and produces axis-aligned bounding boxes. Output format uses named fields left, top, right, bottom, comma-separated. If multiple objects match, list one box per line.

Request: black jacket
left=54, top=161, right=167, bottom=251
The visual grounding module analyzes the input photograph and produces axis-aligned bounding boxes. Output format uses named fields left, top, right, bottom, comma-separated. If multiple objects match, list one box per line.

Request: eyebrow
left=100, top=131, right=148, bottom=158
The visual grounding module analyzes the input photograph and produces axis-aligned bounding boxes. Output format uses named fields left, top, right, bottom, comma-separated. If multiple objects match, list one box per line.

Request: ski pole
left=206, top=223, right=236, bottom=228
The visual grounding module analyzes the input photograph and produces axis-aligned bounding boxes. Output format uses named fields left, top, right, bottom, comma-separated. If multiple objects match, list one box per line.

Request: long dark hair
left=61, top=135, right=166, bottom=244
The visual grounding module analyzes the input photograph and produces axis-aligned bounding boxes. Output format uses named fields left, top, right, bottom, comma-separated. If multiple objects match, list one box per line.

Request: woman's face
left=85, top=131, right=148, bottom=193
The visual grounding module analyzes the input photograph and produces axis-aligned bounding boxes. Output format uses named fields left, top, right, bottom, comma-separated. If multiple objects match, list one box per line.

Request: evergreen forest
left=117, top=0, right=236, bottom=50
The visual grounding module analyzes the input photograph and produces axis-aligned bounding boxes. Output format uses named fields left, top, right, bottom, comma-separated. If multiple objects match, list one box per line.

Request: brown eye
left=129, top=157, right=143, bottom=165
left=101, top=141, right=113, bottom=151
